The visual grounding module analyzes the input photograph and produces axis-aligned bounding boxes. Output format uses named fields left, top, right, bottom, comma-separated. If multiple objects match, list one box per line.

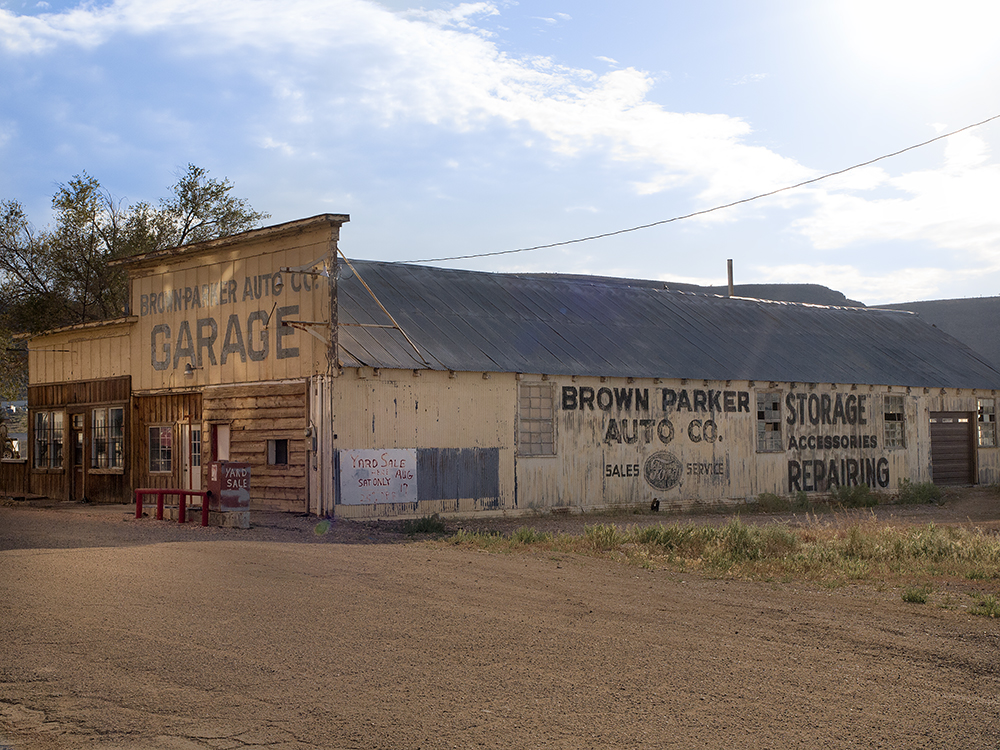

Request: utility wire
left=403, top=113, right=1000, bottom=264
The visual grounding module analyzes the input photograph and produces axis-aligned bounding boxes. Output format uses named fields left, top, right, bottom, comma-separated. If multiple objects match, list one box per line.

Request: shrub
left=755, top=492, right=791, bottom=513
left=401, top=513, right=446, bottom=535
left=831, top=483, right=879, bottom=508
left=896, top=479, right=943, bottom=505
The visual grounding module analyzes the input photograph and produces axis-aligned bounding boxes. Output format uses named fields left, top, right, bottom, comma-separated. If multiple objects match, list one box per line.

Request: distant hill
left=881, top=297, right=1000, bottom=371
left=528, top=274, right=866, bottom=308
left=665, top=282, right=866, bottom=308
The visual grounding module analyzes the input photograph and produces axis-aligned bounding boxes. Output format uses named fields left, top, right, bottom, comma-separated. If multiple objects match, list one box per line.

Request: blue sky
left=3, top=0, right=1000, bottom=305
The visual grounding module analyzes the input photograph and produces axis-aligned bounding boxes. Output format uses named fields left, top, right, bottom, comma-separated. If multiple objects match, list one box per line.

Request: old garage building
left=10, top=214, right=1000, bottom=517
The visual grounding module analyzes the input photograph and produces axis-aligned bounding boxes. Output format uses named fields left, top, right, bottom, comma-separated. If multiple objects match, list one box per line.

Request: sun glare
left=836, top=0, right=1000, bottom=81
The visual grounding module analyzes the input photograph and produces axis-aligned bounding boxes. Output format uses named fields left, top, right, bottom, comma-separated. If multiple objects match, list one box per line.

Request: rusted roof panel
left=336, top=261, right=1000, bottom=389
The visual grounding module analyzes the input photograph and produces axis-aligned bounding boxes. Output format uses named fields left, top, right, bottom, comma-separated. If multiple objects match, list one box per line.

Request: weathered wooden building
left=12, top=214, right=1000, bottom=517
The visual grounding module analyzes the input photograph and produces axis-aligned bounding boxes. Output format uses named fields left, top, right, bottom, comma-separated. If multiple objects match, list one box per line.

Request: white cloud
left=795, top=132, right=1000, bottom=267
left=0, top=0, right=811, bottom=207
left=259, top=136, right=295, bottom=156
left=732, top=73, right=766, bottom=85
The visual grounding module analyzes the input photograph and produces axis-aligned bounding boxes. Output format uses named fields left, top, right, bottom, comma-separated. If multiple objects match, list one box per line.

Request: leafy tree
left=0, top=165, right=268, bottom=395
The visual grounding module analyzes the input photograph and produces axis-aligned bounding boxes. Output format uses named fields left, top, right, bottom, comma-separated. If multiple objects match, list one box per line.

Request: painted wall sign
left=136, top=265, right=325, bottom=374
left=643, top=452, right=683, bottom=490
left=782, top=390, right=890, bottom=492
left=561, top=386, right=751, bottom=448
left=340, top=449, right=417, bottom=505
left=208, top=461, right=251, bottom=511
left=149, top=305, right=301, bottom=371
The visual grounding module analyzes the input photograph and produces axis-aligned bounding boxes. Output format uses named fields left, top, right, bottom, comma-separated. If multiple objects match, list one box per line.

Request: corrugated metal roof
left=336, top=261, right=1000, bottom=389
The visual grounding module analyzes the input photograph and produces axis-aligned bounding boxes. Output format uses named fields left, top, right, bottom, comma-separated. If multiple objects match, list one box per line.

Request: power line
left=402, top=113, right=1000, bottom=264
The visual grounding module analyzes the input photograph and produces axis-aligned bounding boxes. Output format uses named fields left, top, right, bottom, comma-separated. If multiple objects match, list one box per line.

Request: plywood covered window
left=91, top=406, right=125, bottom=469
left=33, top=410, right=64, bottom=469
left=519, top=382, right=556, bottom=456
left=756, top=392, right=782, bottom=452
left=884, top=395, right=905, bottom=449
left=149, top=425, right=173, bottom=473
left=978, top=398, right=996, bottom=447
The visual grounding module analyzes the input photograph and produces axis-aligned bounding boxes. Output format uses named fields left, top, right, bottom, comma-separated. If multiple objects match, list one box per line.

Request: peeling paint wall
left=330, top=368, right=515, bottom=518
left=514, top=375, right=999, bottom=513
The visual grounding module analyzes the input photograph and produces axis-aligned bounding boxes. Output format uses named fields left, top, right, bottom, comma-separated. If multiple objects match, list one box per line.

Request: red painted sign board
left=208, top=461, right=251, bottom=511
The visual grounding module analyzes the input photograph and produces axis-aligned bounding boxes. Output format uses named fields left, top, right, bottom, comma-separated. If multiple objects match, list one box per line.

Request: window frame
left=33, top=410, right=65, bottom=470
left=883, top=394, right=906, bottom=449
left=518, top=381, right=557, bottom=457
left=267, top=438, right=289, bottom=466
left=91, top=405, right=125, bottom=472
left=148, top=424, right=174, bottom=474
left=756, top=391, right=783, bottom=453
left=978, top=398, right=996, bottom=448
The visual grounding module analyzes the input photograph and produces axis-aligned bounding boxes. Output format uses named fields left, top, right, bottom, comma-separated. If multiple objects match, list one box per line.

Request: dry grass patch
left=443, top=516, right=1000, bottom=613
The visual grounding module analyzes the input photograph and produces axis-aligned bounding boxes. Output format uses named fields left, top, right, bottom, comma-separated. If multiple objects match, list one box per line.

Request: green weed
left=401, top=514, right=447, bottom=535
left=970, top=594, right=1000, bottom=618
left=902, top=585, right=931, bottom=604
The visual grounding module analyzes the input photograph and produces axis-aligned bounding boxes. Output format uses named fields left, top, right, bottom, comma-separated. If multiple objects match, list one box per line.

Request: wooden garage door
left=929, top=411, right=975, bottom=485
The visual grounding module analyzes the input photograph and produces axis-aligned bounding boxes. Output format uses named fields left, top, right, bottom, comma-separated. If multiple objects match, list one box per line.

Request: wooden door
left=929, top=412, right=975, bottom=485
left=70, top=413, right=85, bottom=501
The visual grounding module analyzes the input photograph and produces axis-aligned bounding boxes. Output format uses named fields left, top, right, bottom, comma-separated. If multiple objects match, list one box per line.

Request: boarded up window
left=417, top=447, right=500, bottom=505
left=884, top=395, right=905, bottom=449
left=519, top=382, right=555, bottom=456
left=756, top=392, right=782, bottom=452
left=978, top=399, right=996, bottom=447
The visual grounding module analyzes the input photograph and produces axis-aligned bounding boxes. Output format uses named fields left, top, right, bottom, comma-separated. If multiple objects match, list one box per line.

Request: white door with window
left=181, top=424, right=203, bottom=491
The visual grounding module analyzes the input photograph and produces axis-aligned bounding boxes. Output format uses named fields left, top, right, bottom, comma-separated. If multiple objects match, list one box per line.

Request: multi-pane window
left=149, top=425, right=173, bottom=473
left=91, top=407, right=125, bottom=469
left=978, top=399, right=996, bottom=447
left=519, top=382, right=556, bottom=456
left=33, top=411, right=64, bottom=469
left=756, top=392, right=782, bottom=452
left=884, top=395, right=905, bottom=448
left=191, top=428, right=202, bottom=468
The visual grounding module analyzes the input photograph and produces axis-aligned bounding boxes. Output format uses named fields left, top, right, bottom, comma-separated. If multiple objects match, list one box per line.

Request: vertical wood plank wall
left=132, top=391, right=202, bottom=491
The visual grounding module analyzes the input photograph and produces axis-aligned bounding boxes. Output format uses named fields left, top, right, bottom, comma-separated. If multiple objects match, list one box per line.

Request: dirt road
left=1, top=496, right=999, bottom=749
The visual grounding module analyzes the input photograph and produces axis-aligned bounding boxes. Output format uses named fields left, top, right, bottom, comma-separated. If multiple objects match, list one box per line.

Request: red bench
left=134, top=488, right=210, bottom=527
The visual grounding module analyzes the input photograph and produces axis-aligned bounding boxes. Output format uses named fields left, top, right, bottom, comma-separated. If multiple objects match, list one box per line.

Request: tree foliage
left=0, top=165, right=268, bottom=397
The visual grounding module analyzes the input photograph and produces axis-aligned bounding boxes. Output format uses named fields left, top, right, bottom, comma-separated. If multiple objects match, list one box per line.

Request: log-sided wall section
left=203, top=382, right=308, bottom=512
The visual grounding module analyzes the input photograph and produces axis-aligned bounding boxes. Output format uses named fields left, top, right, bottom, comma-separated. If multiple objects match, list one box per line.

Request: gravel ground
left=1, top=489, right=998, bottom=749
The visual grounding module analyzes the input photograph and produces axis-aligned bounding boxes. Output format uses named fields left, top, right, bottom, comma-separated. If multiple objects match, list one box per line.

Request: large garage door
left=929, top=412, right=975, bottom=485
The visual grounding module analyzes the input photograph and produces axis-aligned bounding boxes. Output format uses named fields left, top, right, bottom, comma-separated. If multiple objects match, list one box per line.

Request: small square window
left=268, top=438, right=289, bottom=466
